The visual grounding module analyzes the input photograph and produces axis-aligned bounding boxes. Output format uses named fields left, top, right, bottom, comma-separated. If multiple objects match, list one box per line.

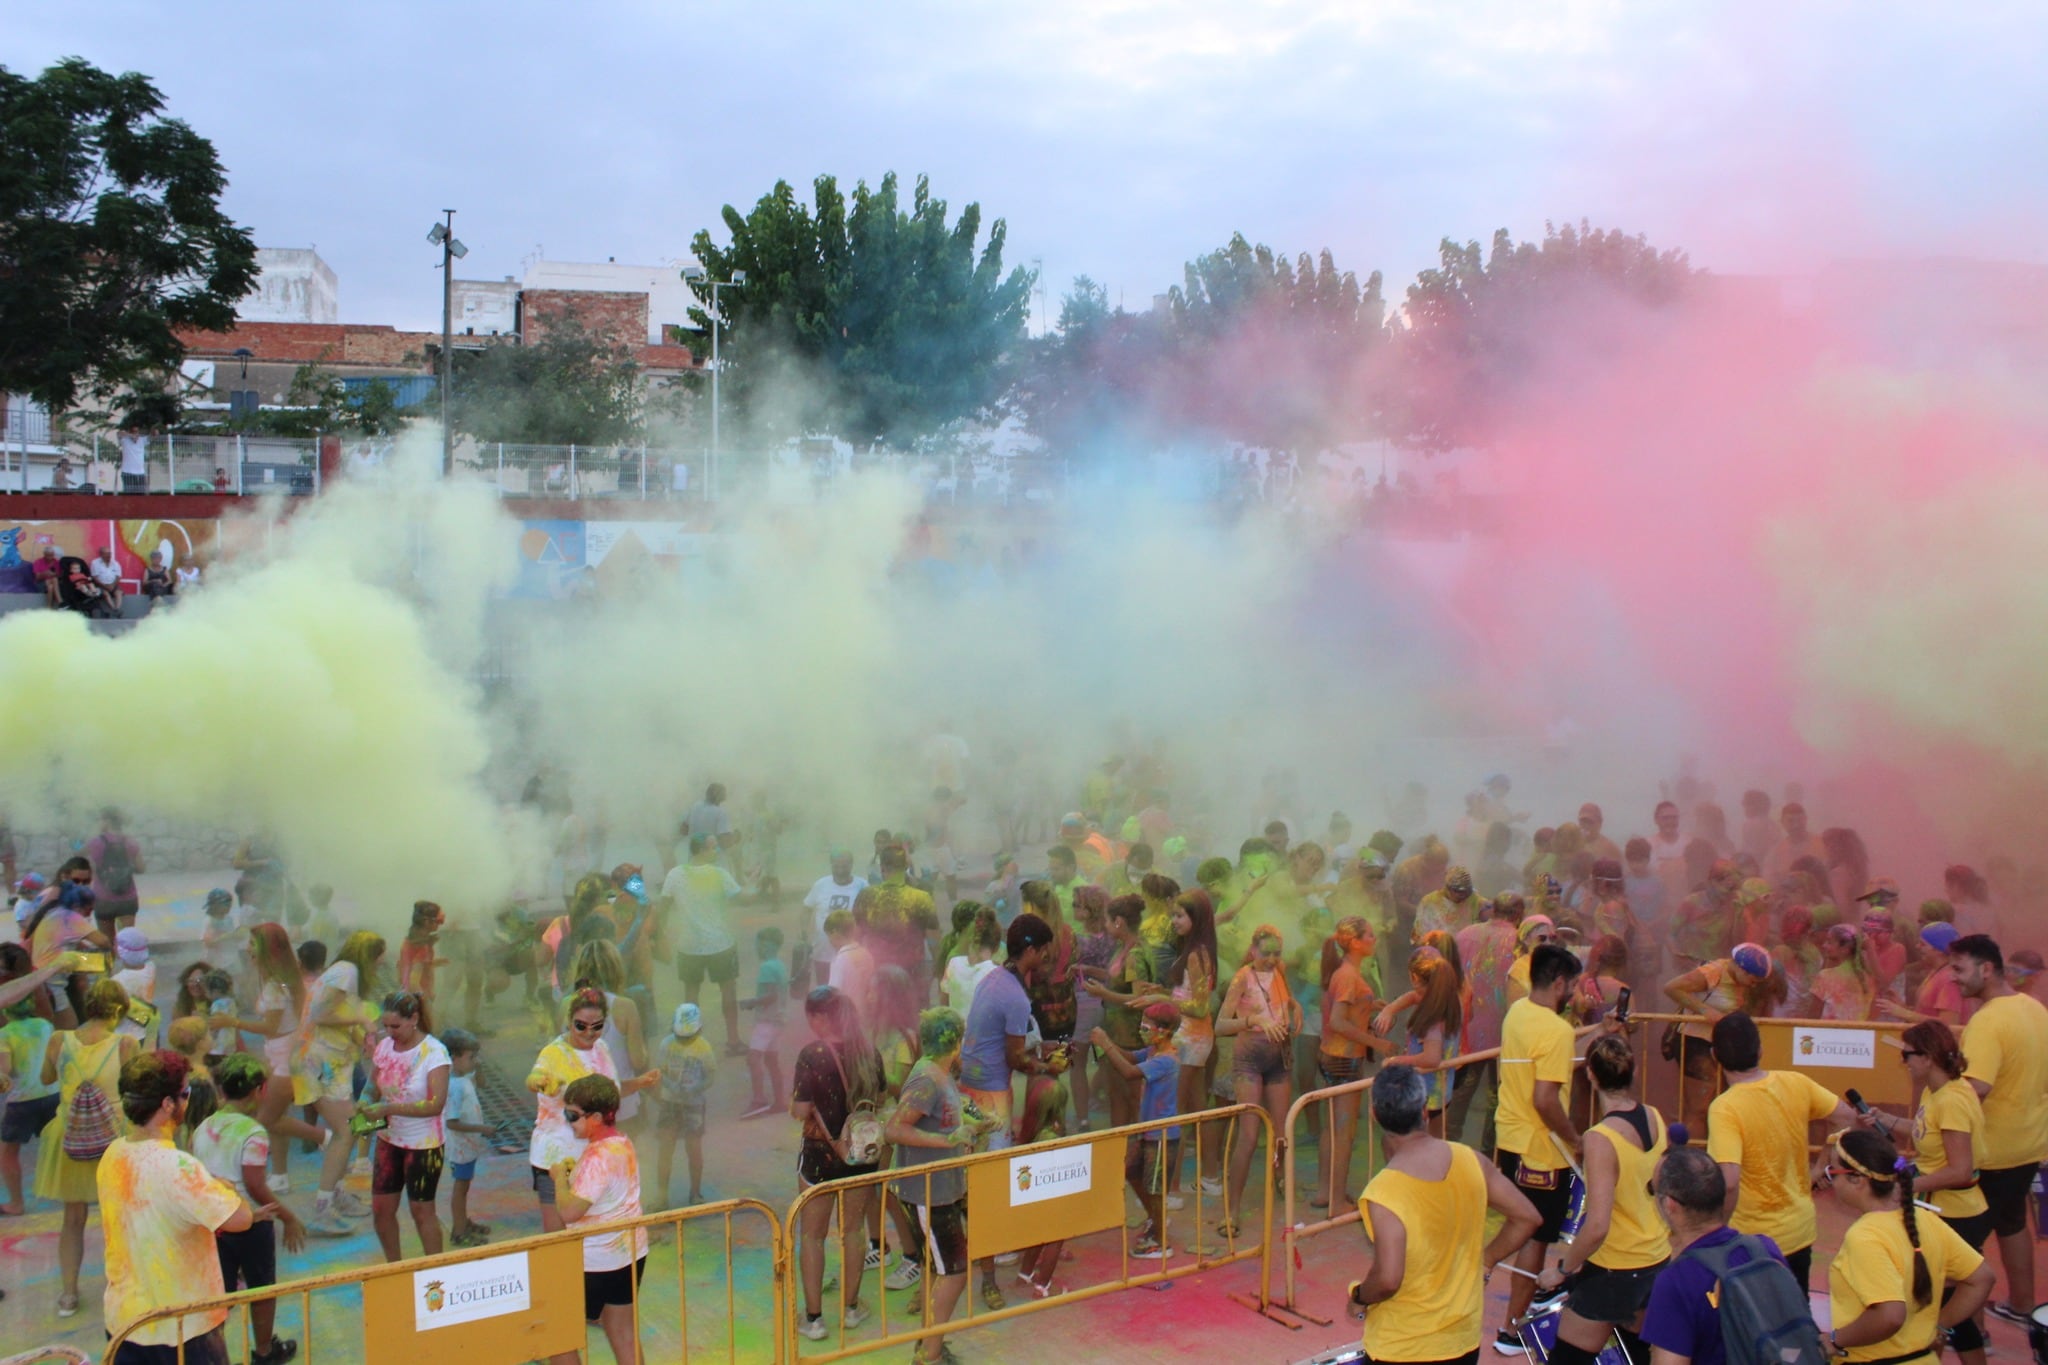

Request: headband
left=1831, top=1135, right=1911, bottom=1182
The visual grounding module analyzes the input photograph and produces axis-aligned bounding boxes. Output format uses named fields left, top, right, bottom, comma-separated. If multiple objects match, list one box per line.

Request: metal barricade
left=1272, top=1044, right=1505, bottom=1319
left=781, top=1102, right=1283, bottom=1362
left=100, top=1196, right=786, bottom=1365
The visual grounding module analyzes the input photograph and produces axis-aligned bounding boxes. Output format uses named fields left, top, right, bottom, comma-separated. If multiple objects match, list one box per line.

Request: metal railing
left=100, top=1195, right=786, bottom=1364
left=780, top=1102, right=1288, bottom=1361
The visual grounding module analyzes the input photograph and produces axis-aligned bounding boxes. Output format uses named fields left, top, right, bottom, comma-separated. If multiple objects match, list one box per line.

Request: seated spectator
left=177, top=562, right=203, bottom=593
left=32, top=545, right=63, bottom=607
left=89, top=546, right=123, bottom=613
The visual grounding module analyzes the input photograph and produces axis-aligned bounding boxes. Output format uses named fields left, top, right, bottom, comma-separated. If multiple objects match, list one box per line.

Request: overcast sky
left=12, top=1, right=2047, bottom=331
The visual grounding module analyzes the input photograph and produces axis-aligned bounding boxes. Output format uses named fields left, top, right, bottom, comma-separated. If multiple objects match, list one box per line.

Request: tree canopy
left=448, top=320, right=643, bottom=446
left=688, top=172, right=1034, bottom=446
left=0, top=58, right=257, bottom=417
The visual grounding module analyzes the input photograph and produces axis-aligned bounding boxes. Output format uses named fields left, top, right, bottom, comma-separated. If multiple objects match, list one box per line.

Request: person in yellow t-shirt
left=1824, top=1126, right=1993, bottom=1364
left=1349, top=1064, right=1541, bottom=1364
left=1704, top=1010, right=1857, bottom=1292
left=1496, top=943, right=1614, bottom=1338
left=1535, top=1035, right=1670, bottom=1365
left=1950, top=934, right=2048, bottom=1326
left=1864, top=1019, right=1992, bottom=1365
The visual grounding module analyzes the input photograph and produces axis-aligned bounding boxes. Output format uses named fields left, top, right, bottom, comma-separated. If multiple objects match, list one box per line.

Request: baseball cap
left=671, top=1002, right=703, bottom=1039
left=115, top=927, right=150, bottom=968
left=2009, top=949, right=2045, bottom=981
left=1856, top=876, right=1901, bottom=902
left=14, top=873, right=45, bottom=897
left=1735, top=878, right=1774, bottom=908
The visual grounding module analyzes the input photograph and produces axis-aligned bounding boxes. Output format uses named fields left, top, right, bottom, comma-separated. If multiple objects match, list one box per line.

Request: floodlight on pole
left=427, top=210, right=466, bottom=475
left=682, top=264, right=746, bottom=497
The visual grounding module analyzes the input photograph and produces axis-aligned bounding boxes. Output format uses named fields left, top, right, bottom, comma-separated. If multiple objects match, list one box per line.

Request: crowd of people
left=3, top=764, right=2047, bottom=1365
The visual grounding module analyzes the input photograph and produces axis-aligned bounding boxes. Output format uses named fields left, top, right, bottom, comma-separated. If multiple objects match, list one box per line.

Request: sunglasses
left=570, top=1019, right=605, bottom=1033
left=564, top=1108, right=589, bottom=1123
left=1898, top=1049, right=1924, bottom=1061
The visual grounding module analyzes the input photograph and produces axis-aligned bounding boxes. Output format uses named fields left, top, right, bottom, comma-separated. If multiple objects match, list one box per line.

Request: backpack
left=98, top=837, right=136, bottom=897
left=822, top=1047, right=885, bottom=1168
left=1679, top=1233, right=1829, bottom=1365
left=63, top=1079, right=120, bottom=1161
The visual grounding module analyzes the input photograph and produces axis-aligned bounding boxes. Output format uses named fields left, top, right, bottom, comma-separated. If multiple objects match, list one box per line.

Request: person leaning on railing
left=1348, top=1064, right=1540, bottom=1365
left=546, top=1074, right=649, bottom=1365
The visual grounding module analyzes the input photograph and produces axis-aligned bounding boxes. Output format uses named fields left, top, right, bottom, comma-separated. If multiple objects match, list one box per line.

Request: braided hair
left=1838, top=1127, right=1932, bottom=1307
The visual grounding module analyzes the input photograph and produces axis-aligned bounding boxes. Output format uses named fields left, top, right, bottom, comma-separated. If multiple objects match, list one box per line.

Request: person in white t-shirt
left=361, top=989, right=450, bottom=1263
left=803, top=851, right=868, bottom=991
left=549, top=1073, right=649, bottom=1365
left=88, top=546, right=124, bottom=612
left=118, top=430, right=149, bottom=493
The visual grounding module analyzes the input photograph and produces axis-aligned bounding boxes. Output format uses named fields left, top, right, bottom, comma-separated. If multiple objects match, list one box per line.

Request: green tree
left=1389, top=220, right=1700, bottom=448
left=0, top=58, right=257, bottom=417
left=689, top=172, right=1034, bottom=446
left=446, top=321, right=642, bottom=446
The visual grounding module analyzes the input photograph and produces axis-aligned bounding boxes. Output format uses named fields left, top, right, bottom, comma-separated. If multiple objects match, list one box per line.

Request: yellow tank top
left=1360, top=1143, right=1487, bottom=1362
left=1587, top=1106, right=1671, bottom=1270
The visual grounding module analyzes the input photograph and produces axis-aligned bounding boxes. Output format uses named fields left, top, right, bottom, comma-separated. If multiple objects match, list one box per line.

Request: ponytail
left=1838, top=1127, right=1932, bottom=1307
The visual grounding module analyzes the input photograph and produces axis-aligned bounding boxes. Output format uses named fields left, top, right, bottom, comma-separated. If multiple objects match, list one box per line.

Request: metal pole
left=568, top=443, right=577, bottom=501
left=710, top=284, right=720, bottom=500
left=441, top=209, right=455, bottom=477
left=497, top=442, right=504, bottom=496
left=236, top=434, right=245, bottom=495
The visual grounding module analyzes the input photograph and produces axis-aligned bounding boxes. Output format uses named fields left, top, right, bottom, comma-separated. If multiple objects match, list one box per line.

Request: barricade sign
left=967, top=1134, right=1128, bottom=1261
left=362, top=1239, right=584, bottom=1360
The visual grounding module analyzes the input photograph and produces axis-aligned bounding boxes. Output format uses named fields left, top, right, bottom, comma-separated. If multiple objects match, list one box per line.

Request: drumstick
left=1495, top=1263, right=1543, bottom=1281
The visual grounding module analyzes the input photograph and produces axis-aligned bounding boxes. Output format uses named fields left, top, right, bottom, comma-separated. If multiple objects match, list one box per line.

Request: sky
left=10, top=0, right=2048, bottom=332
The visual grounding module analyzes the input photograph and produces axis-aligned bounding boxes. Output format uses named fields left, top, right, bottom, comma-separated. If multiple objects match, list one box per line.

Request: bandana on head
left=1731, top=942, right=1773, bottom=979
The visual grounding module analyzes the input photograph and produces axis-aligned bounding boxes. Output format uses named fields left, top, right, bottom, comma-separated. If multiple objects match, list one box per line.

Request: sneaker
left=885, top=1260, right=923, bottom=1291
left=798, top=1315, right=828, bottom=1342
left=1199, top=1176, right=1223, bottom=1197
left=269, top=1173, right=292, bottom=1195
left=1990, top=1304, right=2036, bottom=1328
left=844, top=1301, right=870, bottom=1330
left=1494, top=1328, right=1529, bottom=1356
left=333, top=1192, right=373, bottom=1218
left=865, top=1243, right=887, bottom=1270
left=1164, top=1194, right=1186, bottom=1211
left=1131, top=1237, right=1168, bottom=1259
left=56, top=1293, right=81, bottom=1318
left=250, top=1338, right=300, bottom=1365
left=307, top=1212, right=354, bottom=1238
left=740, top=1104, right=776, bottom=1120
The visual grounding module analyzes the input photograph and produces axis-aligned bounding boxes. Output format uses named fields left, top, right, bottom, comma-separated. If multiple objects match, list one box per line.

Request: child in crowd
left=823, top=911, right=874, bottom=1021
left=441, top=1028, right=494, bottom=1247
left=0, top=995, right=57, bottom=1214
left=110, top=927, right=160, bottom=1044
left=201, top=888, right=238, bottom=962
left=205, top=968, right=245, bottom=1064
left=195, top=1053, right=305, bottom=1365
left=397, top=900, right=447, bottom=1006
left=652, top=1003, right=716, bottom=1207
left=740, top=925, right=788, bottom=1119
left=1091, top=1001, right=1183, bottom=1257
left=168, top=1015, right=220, bottom=1143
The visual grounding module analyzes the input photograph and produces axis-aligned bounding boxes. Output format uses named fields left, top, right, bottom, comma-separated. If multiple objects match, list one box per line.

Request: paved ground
left=3, top=873, right=2042, bottom=1364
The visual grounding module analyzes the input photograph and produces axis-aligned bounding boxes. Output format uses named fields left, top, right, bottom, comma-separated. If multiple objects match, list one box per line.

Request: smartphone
left=1614, top=986, right=1632, bottom=1025
left=64, top=952, right=108, bottom=974
left=1845, top=1088, right=1871, bottom=1115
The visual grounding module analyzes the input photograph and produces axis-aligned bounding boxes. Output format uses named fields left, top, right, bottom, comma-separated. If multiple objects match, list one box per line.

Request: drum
left=1515, top=1300, right=1635, bottom=1365
left=1558, top=1170, right=1589, bottom=1243
left=2027, top=1303, right=2048, bottom=1365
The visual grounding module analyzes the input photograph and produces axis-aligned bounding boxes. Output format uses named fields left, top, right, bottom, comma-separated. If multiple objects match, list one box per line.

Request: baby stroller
left=55, top=556, right=117, bottom=618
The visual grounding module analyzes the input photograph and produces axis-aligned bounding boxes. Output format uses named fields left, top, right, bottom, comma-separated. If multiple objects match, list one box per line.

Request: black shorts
left=1235, top=1033, right=1292, bottom=1084
left=1, top=1092, right=60, bottom=1145
left=1979, top=1163, right=2036, bottom=1239
left=216, top=1222, right=278, bottom=1291
left=1566, top=1260, right=1666, bottom=1324
left=1497, top=1150, right=1574, bottom=1245
left=1680, top=1033, right=1718, bottom=1079
left=583, top=1256, right=647, bottom=1320
left=676, top=947, right=739, bottom=987
left=1943, top=1206, right=1996, bottom=1252
left=371, top=1142, right=445, bottom=1202
left=1127, top=1135, right=1182, bottom=1192
left=798, top=1139, right=878, bottom=1187
left=905, top=1199, right=969, bottom=1276
left=1362, top=1350, right=1479, bottom=1365
left=111, top=1332, right=228, bottom=1365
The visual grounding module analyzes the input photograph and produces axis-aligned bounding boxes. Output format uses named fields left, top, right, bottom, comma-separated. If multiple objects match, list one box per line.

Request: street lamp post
left=682, top=265, right=745, bottom=499
left=426, top=212, right=468, bottom=475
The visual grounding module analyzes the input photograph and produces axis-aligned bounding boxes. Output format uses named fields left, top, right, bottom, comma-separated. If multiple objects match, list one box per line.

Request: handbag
left=820, top=1046, right=885, bottom=1168
left=1660, top=1021, right=1683, bottom=1063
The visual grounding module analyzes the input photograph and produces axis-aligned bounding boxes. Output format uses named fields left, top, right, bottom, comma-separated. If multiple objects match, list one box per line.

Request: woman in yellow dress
left=36, top=978, right=140, bottom=1317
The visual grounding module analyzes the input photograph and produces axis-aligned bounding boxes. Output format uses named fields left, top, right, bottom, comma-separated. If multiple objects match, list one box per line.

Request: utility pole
left=427, top=211, right=467, bottom=475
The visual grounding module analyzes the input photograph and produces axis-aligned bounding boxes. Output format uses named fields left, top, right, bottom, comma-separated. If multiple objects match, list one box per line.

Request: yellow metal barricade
left=1628, top=1010, right=1910, bottom=1147
left=1272, top=1045, right=1505, bottom=1319
left=782, top=1102, right=1281, bottom=1362
left=100, top=1196, right=786, bottom=1365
